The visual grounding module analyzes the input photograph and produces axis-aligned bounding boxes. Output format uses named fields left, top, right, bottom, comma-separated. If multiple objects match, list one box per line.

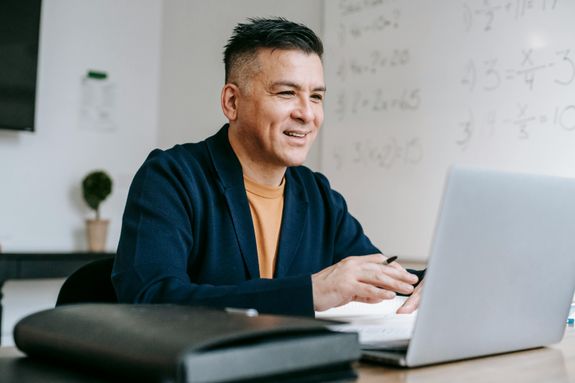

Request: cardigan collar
left=205, top=124, right=309, bottom=279
left=205, top=124, right=244, bottom=191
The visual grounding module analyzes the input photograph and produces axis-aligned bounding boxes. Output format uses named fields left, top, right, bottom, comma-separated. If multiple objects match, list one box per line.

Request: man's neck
left=228, top=127, right=286, bottom=187
left=241, top=164, right=285, bottom=187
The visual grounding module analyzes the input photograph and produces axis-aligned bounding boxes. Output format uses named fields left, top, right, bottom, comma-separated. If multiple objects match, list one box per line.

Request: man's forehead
left=255, top=49, right=324, bottom=85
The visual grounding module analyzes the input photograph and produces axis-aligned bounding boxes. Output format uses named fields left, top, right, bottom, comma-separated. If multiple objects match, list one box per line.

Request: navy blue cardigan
left=112, top=125, right=382, bottom=316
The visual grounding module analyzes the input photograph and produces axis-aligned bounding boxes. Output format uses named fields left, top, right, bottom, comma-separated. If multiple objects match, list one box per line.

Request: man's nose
left=292, top=97, right=315, bottom=123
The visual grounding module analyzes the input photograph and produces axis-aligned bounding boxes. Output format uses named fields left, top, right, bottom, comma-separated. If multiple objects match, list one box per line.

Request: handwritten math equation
left=456, top=103, right=575, bottom=149
left=331, top=137, right=423, bottom=170
left=334, top=88, right=421, bottom=121
left=335, top=9, right=400, bottom=46
left=463, top=0, right=560, bottom=32
left=337, top=0, right=398, bottom=17
left=335, top=49, right=410, bottom=82
left=461, top=48, right=574, bottom=91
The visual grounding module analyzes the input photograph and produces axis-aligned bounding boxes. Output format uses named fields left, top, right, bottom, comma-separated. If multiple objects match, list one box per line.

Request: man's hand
left=312, top=254, right=419, bottom=312
left=396, top=279, right=424, bottom=314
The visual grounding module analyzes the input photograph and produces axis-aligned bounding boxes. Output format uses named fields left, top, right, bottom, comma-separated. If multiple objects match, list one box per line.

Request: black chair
left=56, top=257, right=118, bottom=306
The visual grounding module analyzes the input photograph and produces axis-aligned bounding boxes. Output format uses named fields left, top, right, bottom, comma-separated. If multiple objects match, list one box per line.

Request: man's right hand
left=311, top=254, right=418, bottom=312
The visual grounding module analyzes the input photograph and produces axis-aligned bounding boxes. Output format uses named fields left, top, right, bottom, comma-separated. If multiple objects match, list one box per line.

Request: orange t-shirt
left=244, top=175, right=285, bottom=279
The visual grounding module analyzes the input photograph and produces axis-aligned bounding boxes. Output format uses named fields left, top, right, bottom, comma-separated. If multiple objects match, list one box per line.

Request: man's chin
left=279, top=148, right=312, bottom=167
left=284, top=157, right=308, bottom=167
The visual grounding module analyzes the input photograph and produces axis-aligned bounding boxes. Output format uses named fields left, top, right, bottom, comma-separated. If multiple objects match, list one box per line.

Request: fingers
left=347, top=254, right=418, bottom=281
left=354, top=282, right=397, bottom=302
left=357, top=259, right=418, bottom=295
left=342, top=254, right=418, bottom=295
left=396, top=295, right=419, bottom=314
left=360, top=270, right=415, bottom=295
left=311, top=254, right=421, bottom=311
left=397, top=281, right=424, bottom=314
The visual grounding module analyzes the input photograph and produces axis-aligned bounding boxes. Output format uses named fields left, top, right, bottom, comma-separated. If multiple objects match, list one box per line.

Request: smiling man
left=112, top=18, right=423, bottom=316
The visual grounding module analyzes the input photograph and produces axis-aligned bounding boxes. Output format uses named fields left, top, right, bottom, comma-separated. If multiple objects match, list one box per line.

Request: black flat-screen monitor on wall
left=0, top=0, right=42, bottom=132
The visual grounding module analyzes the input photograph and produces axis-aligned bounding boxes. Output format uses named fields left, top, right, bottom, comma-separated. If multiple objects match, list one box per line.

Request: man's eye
left=278, top=91, right=295, bottom=96
left=311, top=94, right=324, bottom=102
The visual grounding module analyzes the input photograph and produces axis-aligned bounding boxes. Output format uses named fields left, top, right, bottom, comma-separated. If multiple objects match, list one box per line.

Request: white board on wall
left=322, top=0, right=575, bottom=261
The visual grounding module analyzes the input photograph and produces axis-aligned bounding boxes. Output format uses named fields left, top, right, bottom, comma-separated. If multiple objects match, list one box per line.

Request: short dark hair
left=223, top=17, right=324, bottom=83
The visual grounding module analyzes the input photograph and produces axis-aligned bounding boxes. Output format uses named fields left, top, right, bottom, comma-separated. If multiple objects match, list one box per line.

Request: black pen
left=382, top=255, right=398, bottom=265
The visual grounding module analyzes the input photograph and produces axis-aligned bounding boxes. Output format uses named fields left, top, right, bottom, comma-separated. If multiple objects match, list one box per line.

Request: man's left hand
left=396, top=279, right=424, bottom=314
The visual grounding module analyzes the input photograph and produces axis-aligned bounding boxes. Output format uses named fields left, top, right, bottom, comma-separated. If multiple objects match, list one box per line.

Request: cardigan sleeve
left=112, top=149, right=315, bottom=317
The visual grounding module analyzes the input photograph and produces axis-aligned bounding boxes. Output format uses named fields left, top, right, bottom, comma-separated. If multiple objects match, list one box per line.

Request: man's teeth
left=285, top=132, right=306, bottom=138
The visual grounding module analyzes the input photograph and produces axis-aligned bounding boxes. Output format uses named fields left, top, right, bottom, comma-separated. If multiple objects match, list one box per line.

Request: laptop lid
left=402, top=165, right=575, bottom=366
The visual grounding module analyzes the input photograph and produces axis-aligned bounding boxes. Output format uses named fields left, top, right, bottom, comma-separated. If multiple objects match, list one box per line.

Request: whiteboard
left=322, top=0, right=575, bottom=261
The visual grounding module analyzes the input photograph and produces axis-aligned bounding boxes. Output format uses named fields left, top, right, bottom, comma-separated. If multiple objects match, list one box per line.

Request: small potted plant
left=82, top=170, right=113, bottom=252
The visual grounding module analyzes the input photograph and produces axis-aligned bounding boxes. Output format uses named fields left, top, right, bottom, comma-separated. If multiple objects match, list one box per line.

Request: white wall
left=1, top=278, right=65, bottom=346
left=157, top=0, right=324, bottom=168
left=0, top=0, right=163, bottom=252
left=0, top=0, right=324, bottom=253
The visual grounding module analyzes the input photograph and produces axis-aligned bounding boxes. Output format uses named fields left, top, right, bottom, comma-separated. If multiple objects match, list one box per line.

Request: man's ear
left=221, top=83, right=239, bottom=121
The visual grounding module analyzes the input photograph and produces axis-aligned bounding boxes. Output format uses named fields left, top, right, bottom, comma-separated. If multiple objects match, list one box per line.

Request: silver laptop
left=362, top=165, right=575, bottom=367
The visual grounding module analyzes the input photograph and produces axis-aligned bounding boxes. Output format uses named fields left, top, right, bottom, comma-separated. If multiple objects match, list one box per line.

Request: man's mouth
left=284, top=131, right=309, bottom=138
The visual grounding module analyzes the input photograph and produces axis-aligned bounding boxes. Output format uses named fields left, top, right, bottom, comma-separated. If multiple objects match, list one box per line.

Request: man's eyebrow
left=270, top=81, right=326, bottom=92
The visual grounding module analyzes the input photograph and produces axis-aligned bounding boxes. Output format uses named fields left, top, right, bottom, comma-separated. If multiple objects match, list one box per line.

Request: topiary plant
left=82, top=170, right=113, bottom=220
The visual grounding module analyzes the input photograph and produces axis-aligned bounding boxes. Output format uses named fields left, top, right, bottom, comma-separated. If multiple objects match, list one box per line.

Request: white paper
left=79, top=75, right=117, bottom=131
left=316, top=297, right=417, bottom=348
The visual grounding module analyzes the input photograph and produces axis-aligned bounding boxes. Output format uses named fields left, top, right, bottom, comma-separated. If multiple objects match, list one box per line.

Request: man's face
left=230, top=48, right=325, bottom=170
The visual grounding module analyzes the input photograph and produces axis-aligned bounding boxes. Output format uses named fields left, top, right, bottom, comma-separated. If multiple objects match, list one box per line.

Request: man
left=112, top=18, right=423, bottom=317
